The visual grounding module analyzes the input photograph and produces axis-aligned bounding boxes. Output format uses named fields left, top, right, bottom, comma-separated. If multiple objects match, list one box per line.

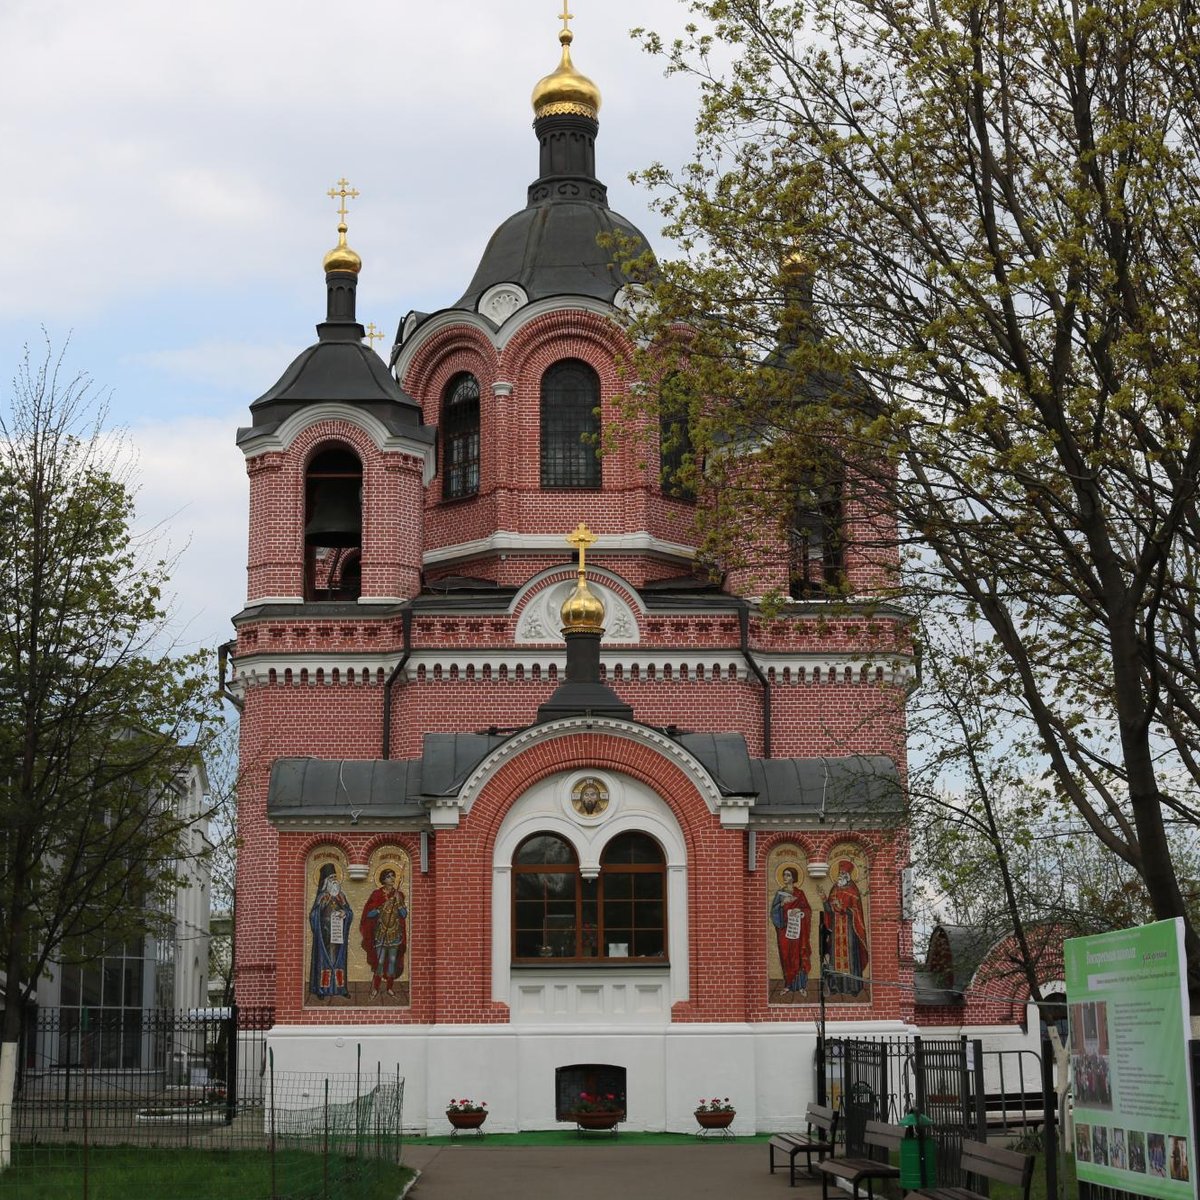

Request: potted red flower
left=694, top=1096, right=736, bottom=1130
left=569, top=1090, right=625, bottom=1130
left=446, top=1098, right=488, bottom=1132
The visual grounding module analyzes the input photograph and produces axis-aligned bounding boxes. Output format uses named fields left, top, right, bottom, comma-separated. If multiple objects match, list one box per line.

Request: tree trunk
left=0, top=1040, right=16, bottom=1169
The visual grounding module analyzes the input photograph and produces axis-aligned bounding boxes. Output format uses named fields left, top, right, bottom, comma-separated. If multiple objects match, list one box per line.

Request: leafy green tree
left=908, top=614, right=1200, bottom=976
left=0, top=343, right=218, bottom=1161
left=627, top=0, right=1200, bottom=1000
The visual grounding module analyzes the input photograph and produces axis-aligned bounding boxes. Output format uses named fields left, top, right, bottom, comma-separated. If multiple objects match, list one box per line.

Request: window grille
left=541, top=360, right=600, bottom=489
left=442, top=373, right=480, bottom=499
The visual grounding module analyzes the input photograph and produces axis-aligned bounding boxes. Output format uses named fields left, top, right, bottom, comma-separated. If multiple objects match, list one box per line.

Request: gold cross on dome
left=559, top=0, right=573, bottom=36
left=566, top=522, right=597, bottom=573
left=327, top=177, right=360, bottom=223
left=364, top=322, right=385, bottom=348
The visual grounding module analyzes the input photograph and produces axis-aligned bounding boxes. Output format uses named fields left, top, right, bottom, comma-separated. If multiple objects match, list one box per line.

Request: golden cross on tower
left=566, top=522, right=597, bottom=574
left=327, top=177, right=360, bottom=223
left=559, top=0, right=573, bottom=36
left=364, top=322, right=385, bottom=349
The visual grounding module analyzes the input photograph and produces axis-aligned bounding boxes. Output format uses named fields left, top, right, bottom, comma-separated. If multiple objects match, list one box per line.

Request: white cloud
left=127, top=413, right=249, bottom=650
left=126, top=340, right=300, bottom=393
left=0, top=1, right=706, bottom=645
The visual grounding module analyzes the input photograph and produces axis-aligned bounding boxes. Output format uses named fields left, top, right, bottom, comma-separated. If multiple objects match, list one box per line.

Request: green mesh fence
left=0, top=1051, right=407, bottom=1200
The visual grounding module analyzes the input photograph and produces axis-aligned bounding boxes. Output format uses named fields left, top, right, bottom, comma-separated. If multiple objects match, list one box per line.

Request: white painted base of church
left=266, top=1020, right=911, bottom=1134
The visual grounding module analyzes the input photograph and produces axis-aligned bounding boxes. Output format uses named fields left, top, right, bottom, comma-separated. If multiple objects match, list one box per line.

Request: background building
left=26, top=761, right=212, bottom=1069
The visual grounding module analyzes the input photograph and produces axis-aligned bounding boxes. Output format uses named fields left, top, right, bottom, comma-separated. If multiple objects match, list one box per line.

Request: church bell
left=304, top=479, right=362, bottom=547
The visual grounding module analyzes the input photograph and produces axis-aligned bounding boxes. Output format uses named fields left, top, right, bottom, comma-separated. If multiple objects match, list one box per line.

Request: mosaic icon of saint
left=360, top=867, right=408, bottom=998
left=770, top=865, right=812, bottom=995
left=309, top=862, right=352, bottom=1000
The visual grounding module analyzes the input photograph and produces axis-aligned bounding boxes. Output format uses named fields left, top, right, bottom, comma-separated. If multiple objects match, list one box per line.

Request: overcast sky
left=0, top=0, right=702, bottom=652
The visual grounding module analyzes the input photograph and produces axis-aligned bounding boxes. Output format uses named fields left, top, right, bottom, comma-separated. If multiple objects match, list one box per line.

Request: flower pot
left=447, top=1109, right=488, bottom=1131
left=571, top=1110, right=624, bottom=1130
left=695, top=1109, right=735, bottom=1130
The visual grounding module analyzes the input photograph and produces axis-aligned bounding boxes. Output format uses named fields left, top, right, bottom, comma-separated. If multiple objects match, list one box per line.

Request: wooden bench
left=816, top=1119, right=902, bottom=1200
left=907, top=1138, right=1035, bottom=1200
left=769, top=1103, right=839, bottom=1185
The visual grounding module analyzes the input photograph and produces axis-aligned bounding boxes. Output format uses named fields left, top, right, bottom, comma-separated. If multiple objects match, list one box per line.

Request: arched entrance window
left=512, top=831, right=666, bottom=962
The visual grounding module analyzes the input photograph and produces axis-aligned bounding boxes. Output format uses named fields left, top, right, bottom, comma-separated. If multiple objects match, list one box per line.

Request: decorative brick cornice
left=229, top=648, right=913, bottom=693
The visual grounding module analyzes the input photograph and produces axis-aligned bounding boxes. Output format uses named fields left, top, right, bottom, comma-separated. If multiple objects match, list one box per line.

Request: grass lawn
left=1, top=1146, right=414, bottom=1200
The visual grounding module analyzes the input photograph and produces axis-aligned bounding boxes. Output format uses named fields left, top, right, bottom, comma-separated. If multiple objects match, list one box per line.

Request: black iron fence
left=14, top=1005, right=272, bottom=1137
left=822, top=1034, right=1059, bottom=1192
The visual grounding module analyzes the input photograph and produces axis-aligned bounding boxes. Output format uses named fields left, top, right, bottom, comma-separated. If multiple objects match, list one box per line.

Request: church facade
left=229, top=14, right=916, bottom=1134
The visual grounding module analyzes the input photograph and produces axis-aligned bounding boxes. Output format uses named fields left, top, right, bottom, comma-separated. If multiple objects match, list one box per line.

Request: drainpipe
left=381, top=606, right=413, bottom=760
left=738, top=605, right=772, bottom=758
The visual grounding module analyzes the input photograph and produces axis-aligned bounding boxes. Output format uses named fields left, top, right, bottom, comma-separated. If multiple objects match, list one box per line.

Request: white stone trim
left=423, top=529, right=696, bottom=566
left=393, top=296, right=621, bottom=380
left=455, top=716, right=725, bottom=820
left=238, top=402, right=435, bottom=484
left=241, top=595, right=305, bottom=608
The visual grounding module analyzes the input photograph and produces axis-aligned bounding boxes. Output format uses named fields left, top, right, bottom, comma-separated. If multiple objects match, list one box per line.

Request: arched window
left=659, top=373, right=695, bottom=500
left=304, top=446, right=362, bottom=601
left=512, top=831, right=666, bottom=962
left=441, top=373, right=480, bottom=499
left=541, top=360, right=600, bottom=489
left=789, top=461, right=843, bottom=598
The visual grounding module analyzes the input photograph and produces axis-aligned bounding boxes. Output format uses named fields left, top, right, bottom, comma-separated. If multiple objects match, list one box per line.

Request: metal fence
left=14, top=1006, right=272, bottom=1138
left=823, top=1034, right=1057, bottom=1191
left=4, top=1013, right=407, bottom=1200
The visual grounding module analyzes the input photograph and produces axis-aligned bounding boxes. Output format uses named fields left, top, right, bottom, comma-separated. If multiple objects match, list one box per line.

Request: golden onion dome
left=323, top=222, right=362, bottom=275
left=779, top=249, right=814, bottom=282
left=532, top=28, right=601, bottom=120
left=561, top=575, right=606, bottom=633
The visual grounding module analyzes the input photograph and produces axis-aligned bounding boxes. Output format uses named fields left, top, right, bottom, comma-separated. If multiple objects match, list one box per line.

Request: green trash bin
left=899, top=1110, right=936, bottom=1189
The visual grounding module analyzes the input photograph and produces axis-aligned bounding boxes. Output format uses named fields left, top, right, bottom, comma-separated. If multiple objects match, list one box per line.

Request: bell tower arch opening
left=304, top=445, right=363, bottom=601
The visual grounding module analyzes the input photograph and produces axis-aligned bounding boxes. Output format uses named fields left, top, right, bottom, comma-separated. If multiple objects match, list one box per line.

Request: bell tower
left=229, top=189, right=434, bottom=1012
left=235, top=184, right=434, bottom=607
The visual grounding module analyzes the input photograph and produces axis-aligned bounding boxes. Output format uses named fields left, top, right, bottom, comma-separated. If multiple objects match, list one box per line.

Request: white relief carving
left=513, top=578, right=640, bottom=645
left=479, top=284, right=528, bottom=325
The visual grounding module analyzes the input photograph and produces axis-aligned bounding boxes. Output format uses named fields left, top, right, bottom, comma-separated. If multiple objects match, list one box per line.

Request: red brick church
left=229, top=11, right=915, bottom=1133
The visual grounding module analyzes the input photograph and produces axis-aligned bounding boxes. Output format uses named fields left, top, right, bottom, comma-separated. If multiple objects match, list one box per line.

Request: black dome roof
left=451, top=110, right=655, bottom=315
left=454, top=196, right=651, bottom=311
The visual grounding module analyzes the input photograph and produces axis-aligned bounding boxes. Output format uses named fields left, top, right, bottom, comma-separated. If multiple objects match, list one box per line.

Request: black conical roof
left=240, top=269, right=429, bottom=445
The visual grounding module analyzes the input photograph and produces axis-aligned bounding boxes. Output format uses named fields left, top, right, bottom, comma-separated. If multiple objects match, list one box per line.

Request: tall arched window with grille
left=540, top=359, right=600, bottom=489
left=789, top=460, right=844, bottom=597
left=441, top=372, right=480, bottom=499
left=512, top=831, right=666, bottom=962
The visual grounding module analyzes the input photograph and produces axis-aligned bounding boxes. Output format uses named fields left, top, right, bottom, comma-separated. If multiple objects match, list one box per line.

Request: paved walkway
left=403, top=1140, right=826, bottom=1200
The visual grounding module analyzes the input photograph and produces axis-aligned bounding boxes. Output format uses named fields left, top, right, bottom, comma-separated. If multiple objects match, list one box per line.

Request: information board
left=1065, top=919, right=1196, bottom=1199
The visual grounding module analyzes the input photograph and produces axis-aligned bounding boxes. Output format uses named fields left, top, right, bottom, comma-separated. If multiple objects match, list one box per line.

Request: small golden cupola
left=560, top=522, right=606, bottom=633
left=532, top=3, right=601, bottom=120
left=323, top=178, right=363, bottom=275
